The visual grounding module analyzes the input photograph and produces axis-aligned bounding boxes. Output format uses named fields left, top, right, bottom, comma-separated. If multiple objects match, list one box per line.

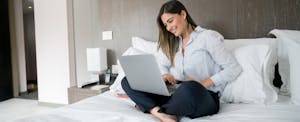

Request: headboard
left=184, top=0, right=300, bottom=39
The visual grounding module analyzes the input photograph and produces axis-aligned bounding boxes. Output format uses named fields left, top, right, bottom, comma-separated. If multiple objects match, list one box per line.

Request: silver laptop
left=119, top=54, right=175, bottom=96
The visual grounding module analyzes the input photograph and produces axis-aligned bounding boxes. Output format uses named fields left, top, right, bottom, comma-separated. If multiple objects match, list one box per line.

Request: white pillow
left=221, top=45, right=277, bottom=103
left=109, top=47, right=147, bottom=94
left=269, top=30, right=292, bottom=95
left=132, top=36, right=158, bottom=54
left=286, top=38, right=300, bottom=105
left=271, top=29, right=300, bottom=105
left=224, top=38, right=278, bottom=93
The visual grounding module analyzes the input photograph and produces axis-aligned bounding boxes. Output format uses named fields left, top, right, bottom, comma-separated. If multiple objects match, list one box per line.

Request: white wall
left=34, top=0, right=71, bottom=104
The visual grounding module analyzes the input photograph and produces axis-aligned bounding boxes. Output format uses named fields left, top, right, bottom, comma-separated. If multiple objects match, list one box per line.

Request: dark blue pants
left=121, top=77, right=219, bottom=119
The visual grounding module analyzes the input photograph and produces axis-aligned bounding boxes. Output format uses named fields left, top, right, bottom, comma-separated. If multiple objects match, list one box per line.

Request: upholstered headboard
left=184, top=0, right=300, bottom=39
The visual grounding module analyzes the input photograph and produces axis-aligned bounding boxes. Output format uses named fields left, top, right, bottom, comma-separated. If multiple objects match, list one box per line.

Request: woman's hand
left=186, top=77, right=214, bottom=88
left=162, top=74, right=177, bottom=85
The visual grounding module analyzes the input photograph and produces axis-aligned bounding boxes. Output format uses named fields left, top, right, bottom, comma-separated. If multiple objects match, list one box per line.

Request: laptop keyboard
left=167, top=84, right=181, bottom=94
left=167, top=85, right=175, bottom=92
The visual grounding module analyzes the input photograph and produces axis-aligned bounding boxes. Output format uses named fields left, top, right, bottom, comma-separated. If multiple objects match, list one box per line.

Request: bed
left=13, top=92, right=300, bottom=122
left=13, top=29, right=300, bottom=122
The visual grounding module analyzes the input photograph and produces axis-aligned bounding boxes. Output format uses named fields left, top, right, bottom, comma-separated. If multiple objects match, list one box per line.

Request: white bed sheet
left=14, top=91, right=300, bottom=122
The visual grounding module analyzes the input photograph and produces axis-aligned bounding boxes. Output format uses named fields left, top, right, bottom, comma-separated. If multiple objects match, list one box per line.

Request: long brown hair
left=157, top=0, right=196, bottom=66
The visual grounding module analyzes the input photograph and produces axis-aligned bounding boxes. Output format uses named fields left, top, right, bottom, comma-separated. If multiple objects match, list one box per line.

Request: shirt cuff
left=160, top=67, right=169, bottom=75
left=210, top=74, right=222, bottom=86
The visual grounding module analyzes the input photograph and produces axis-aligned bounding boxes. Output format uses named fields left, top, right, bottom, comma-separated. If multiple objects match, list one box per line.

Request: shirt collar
left=179, top=26, right=204, bottom=48
left=190, top=26, right=203, bottom=42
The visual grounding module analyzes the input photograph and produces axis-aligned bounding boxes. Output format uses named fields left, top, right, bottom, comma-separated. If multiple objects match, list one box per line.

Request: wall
left=73, top=0, right=97, bottom=87
left=73, top=0, right=166, bottom=86
left=34, top=0, right=72, bottom=104
left=73, top=0, right=300, bottom=85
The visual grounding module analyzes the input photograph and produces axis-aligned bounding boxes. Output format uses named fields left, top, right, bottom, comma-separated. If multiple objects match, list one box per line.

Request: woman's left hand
left=186, top=77, right=214, bottom=88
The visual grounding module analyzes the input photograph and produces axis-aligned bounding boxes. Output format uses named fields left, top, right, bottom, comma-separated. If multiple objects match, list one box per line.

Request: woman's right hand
left=162, top=74, right=176, bottom=85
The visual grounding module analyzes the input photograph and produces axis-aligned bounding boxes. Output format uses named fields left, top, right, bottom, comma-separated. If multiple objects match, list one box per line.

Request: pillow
left=270, top=29, right=300, bottom=104
left=109, top=47, right=147, bottom=95
left=224, top=38, right=278, bottom=93
left=286, top=38, right=300, bottom=105
left=221, top=45, right=277, bottom=103
left=132, top=36, right=158, bottom=54
left=269, top=30, right=292, bottom=95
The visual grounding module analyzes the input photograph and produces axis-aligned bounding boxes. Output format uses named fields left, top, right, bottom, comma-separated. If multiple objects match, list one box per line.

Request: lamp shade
left=86, top=48, right=107, bottom=72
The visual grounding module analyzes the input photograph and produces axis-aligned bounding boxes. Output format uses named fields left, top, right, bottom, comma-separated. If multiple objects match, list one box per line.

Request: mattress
left=13, top=91, right=300, bottom=122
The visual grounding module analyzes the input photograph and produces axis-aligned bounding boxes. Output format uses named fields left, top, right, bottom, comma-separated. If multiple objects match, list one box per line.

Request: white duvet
left=13, top=91, right=300, bottom=122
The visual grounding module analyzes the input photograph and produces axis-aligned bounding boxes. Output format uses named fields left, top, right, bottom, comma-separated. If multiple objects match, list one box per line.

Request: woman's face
left=161, top=11, right=186, bottom=37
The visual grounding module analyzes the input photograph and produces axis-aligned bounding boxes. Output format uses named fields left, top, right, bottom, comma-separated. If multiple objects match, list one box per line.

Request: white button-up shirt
left=157, top=26, right=242, bottom=93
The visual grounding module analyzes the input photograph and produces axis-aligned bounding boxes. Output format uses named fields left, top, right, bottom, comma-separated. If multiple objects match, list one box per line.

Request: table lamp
left=86, top=48, right=107, bottom=85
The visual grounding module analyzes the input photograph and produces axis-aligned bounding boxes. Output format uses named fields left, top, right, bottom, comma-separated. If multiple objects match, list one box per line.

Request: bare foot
left=159, top=113, right=177, bottom=122
left=150, top=106, right=178, bottom=122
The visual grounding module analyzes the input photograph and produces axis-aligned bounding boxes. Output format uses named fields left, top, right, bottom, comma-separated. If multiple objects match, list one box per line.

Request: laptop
left=119, top=54, right=176, bottom=96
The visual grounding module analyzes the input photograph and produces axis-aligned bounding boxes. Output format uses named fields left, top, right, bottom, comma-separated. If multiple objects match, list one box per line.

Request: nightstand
left=68, top=85, right=109, bottom=104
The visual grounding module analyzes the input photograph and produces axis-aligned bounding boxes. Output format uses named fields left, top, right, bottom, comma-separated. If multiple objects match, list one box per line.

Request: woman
left=122, top=0, right=242, bottom=122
